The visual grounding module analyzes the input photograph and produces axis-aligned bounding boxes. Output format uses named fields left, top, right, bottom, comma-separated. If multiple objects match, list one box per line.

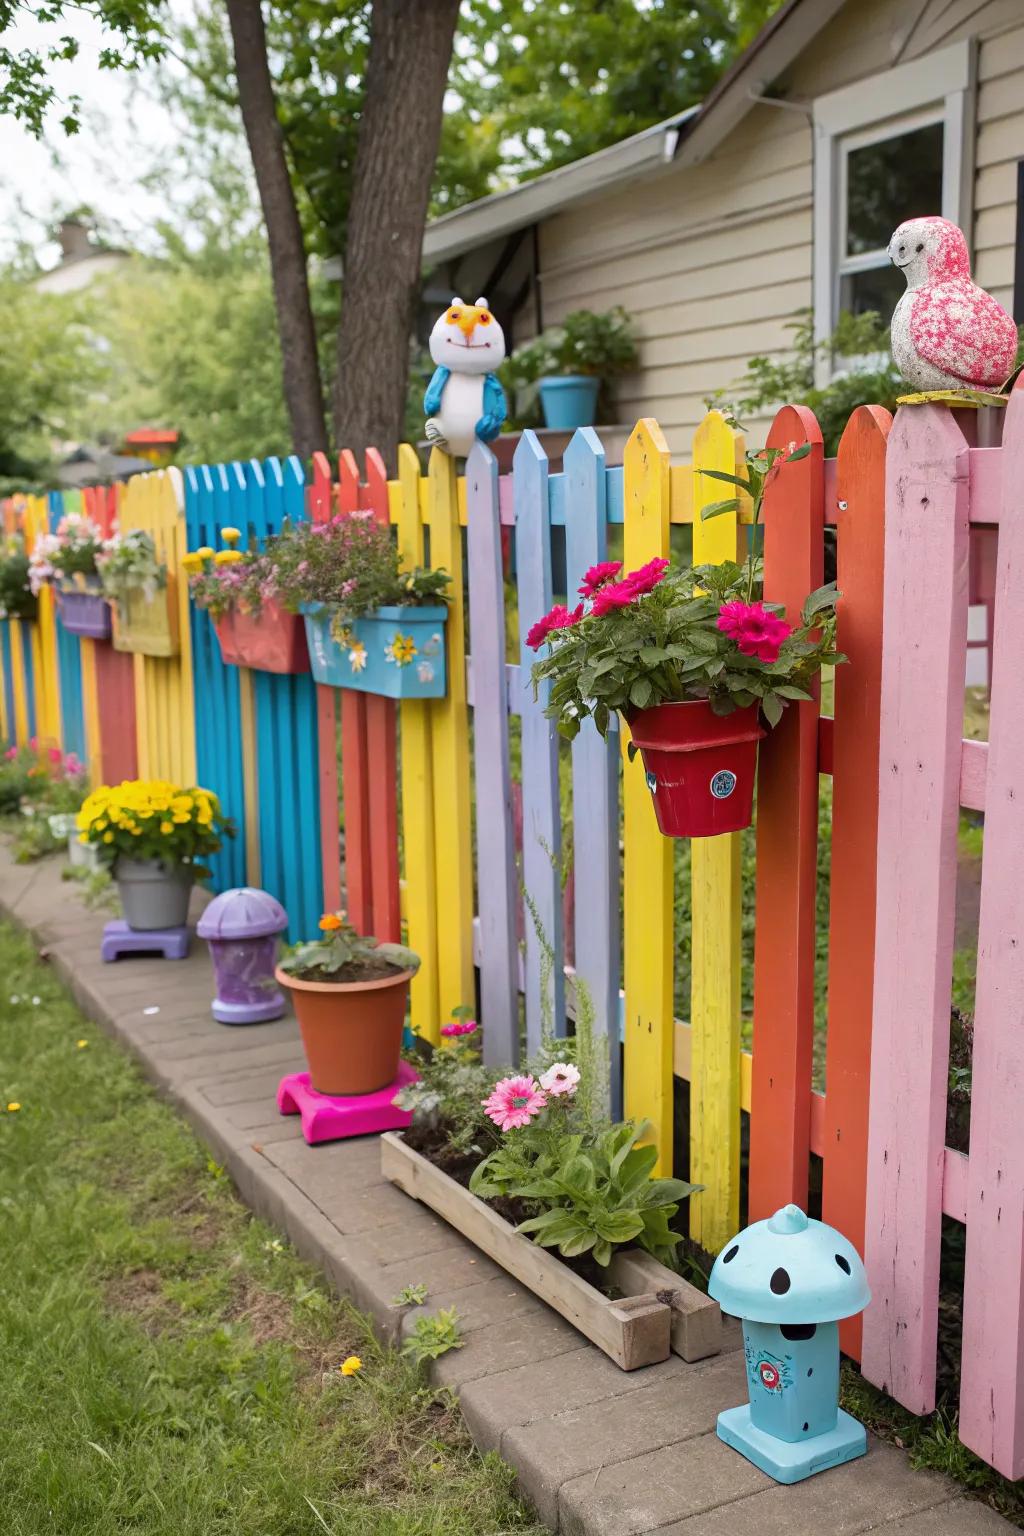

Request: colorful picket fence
left=1, top=391, right=1021, bottom=1476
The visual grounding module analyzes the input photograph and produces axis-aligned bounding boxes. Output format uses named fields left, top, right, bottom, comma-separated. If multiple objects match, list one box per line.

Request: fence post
left=687, top=409, right=744, bottom=1248
left=822, top=404, right=890, bottom=1360
left=959, top=378, right=1024, bottom=1477
left=563, top=428, right=621, bottom=1110
left=622, top=419, right=673, bottom=1174
left=427, top=446, right=475, bottom=1023
left=861, top=404, right=970, bottom=1412
left=466, top=440, right=519, bottom=1063
left=396, top=443, right=440, bottom=1042
left=748, top=405, right=824, bottom=1223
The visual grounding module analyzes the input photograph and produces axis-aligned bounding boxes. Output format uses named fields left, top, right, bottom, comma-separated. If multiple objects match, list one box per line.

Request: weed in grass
left=402, top=1308, right=464, bottom=1365
left=392, top=1283, right=429, bottom=1307
left=0, top=922, right=543, bottom=1536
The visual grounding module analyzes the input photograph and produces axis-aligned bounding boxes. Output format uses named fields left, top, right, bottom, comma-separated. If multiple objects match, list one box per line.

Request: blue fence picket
left=563, top=429, right=622, bottom=1113
left=184, top=465, right=246, bottom=892
left=515, top=432, right=565, bottom=1048
left=1, top=623, right=15, bottom=746
left=48, top=491, right=86, bottom=761
left=466, top=442, right=520, bottom=1065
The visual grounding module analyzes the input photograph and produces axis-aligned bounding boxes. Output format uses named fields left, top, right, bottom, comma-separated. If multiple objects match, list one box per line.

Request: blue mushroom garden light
left=708, top=1204, right=870, bottom=1484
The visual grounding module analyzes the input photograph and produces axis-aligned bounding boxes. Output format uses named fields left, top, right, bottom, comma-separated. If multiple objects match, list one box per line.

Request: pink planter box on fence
left=213, top=600, right=309, bottom=675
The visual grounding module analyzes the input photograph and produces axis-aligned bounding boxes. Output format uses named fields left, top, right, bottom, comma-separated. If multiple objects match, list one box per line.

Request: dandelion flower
left=6, top=1102, right=21, bottom=1113
left=77, top=1040, right=89, bottom=1050
left=340, top=1355, right=362, bottom=1376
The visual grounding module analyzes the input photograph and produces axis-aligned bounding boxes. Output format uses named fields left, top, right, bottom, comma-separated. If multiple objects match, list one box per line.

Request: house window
left=812, top=40, right=974, bottom=381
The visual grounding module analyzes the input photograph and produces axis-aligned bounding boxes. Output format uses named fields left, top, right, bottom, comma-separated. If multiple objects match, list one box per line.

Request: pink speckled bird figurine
left=889, top=216, right=1018, bottom=392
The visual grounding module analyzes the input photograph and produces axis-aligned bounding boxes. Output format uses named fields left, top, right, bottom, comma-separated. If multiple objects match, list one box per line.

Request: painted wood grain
left=310, top=451, right=344, bottom=917
left=621, top=420, right=674, bottom=1175
left=861, top=404, right=970, bottom=1413
left=959, top=377, right=1024, bottom=1478
left=748, top=405, right=824, bottom=1224
left=563, top=427, right=621, bottom=1109
left=514, top=431, right=565, bottom=1049
left=466, top=440, right=520, bottom=1064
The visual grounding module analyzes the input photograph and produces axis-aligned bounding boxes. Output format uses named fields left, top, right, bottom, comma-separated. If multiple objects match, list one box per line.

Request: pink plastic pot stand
left=276, top=1059, right=419, bottom=1145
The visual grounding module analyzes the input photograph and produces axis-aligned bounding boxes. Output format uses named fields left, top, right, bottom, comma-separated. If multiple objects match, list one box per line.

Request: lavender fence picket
left=959, top=380, right=1024, bottom=1478
left=466, top=442, right=520, bottom=1066
left=562, top=428, right=621, bottom=1112
left=862, top=405, right=971, bottom=1412
left=514, top=431, right=565, bottom=1047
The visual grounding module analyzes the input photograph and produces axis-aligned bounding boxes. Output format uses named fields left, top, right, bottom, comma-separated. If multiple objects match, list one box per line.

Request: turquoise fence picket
left=50, top=490, right=86, bottom=761
left=1, top=624, right=15, bottom=747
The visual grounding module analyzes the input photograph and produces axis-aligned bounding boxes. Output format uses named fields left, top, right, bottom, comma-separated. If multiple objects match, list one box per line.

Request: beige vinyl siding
left=530, top=0, right=1024, bottom=449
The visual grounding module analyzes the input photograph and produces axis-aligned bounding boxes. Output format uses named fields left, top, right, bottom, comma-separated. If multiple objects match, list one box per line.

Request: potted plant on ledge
left=29, top=511, right=110, bottom=638
left=98, top=528, right=178, bottom=657
left=77, top=779, right=232, bottom=930
left=272, top=512, right=450, bottom=700
left=502, top=306, right=638, bottom=431
left=528, top=442, right=841, bottom=837
left=277, top=912, right=419, bottom=1095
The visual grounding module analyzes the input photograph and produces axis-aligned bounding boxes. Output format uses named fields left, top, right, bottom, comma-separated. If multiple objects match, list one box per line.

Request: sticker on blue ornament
left=710, top=768, right=737, bottom=800
left=646, top=771, right=658, bottom=793
left=747, top=1347, right=793, bottom=1395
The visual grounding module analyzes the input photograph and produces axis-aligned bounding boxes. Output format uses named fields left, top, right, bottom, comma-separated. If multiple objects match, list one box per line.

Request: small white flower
left=539, top=1062, right=580, bottom=1097
left=31, top=996, right=41, bottom=1006
left=9, top=995, right=20, bottom=1005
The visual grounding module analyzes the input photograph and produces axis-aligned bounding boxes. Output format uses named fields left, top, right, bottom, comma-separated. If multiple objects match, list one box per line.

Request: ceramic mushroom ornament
left=423, top=297, right=507, bottom=458
left=889, top=216, right=1018, bottom=392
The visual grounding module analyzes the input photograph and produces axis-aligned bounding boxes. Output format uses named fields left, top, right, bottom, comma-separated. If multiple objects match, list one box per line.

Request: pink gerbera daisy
left=482, top=1074, right=548, bottom=1130
left=578, top=560, right=622, bottom=597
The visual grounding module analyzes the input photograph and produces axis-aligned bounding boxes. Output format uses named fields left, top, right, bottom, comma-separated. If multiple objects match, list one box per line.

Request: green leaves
left=699, top=497, right=741, bottom=522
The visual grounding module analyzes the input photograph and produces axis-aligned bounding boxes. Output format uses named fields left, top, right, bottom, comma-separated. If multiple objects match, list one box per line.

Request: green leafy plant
left=401, top=1307, right=463, bottom=1365
left=0, top=537, right=36, bottom=620
left=96, top=528, right=167, bottom=616
left=268, top=513, right=449, bottom=628
left=470, top=1117, right=697, bottom=1268
left=394, top=1013, right=493, bottom=1154
left=280, top=910, right=419, bottom=985
left=392, top=1283, right=429, bottom=1308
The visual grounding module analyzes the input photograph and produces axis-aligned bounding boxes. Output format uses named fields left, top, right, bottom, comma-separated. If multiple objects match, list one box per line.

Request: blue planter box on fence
left=301, top=604, right=448, bottom=700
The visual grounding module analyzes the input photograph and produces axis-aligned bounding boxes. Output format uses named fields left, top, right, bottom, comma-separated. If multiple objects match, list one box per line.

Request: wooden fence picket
left=748, top=405, right=824, bottom=1223
left=621, top=419, right=673, bottom=1174
left=861, top=404, right=970, bottom=1412
left=309, top=451, right=343, bottom=918
left=822, top=404, right=890, bottom=1359
left=959, top=378, right=1024, bottom=1478
left=466, top=440, right=519, bottom=1063
left=50, top=490, right=86, bottom=761
left=514, top=432, right=565, bottom=1048
left=563, top=428, right=621, bottom=1110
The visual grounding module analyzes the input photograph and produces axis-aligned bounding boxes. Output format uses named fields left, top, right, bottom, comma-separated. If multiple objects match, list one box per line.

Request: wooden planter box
left=302, top=603, right=447, bottom=699
left=111, top=581, right=180, bottom=658
left=382, top=1132, right=722, bottom=1370
left=211, top=601, right=310, bottom=674
left=56, top=579, right=111, bottom=640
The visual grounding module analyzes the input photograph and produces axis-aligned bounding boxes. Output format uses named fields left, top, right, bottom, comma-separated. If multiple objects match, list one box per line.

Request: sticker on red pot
left=710, top=769, right=737, bottom=799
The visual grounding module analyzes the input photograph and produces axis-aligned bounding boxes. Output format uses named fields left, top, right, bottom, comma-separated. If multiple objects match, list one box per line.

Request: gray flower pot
left=116, top=857, right=193, bottom=931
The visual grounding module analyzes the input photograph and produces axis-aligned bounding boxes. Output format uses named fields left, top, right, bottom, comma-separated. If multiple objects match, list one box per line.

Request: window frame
left=812, top=39, right=975, bottom=385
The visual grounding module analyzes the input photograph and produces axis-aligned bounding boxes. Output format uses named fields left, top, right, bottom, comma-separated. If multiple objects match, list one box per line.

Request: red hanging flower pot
left=626, top=698, right=765, bottom=838
left=232, top=599, right=310, bottom=674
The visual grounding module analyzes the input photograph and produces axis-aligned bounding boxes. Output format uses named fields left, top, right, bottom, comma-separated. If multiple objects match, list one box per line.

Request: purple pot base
left=213, top=992, right=286, bottom=1025
left=277, top=1062, right=418, bottom=1145
left=102, top=919, right=190, bottom=961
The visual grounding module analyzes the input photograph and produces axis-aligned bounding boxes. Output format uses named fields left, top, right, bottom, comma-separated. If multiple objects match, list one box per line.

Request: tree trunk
left=334, top=0, right=460, bottom=469
left=225, top=0, right=328, bottom=461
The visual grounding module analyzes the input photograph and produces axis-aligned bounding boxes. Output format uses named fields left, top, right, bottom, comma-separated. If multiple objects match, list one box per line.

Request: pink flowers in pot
left=526, top=557, right=671, bottom=648
left=717, top=600, right=792, bottom=664
left=482, top=1061, right=578, bottom=1130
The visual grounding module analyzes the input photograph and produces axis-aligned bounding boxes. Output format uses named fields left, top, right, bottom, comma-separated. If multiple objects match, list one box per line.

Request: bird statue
left=888, top=216, right=1018, bottom=392
left=423, top=297, right=507, bottom=457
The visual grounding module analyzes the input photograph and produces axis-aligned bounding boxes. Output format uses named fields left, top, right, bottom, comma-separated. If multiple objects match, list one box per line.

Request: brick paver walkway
left=0, top=845, right=1012, bottom=1536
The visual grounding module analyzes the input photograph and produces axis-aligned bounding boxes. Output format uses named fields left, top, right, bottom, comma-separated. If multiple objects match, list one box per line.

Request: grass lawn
left=0, top=921, right=544, bottom=1536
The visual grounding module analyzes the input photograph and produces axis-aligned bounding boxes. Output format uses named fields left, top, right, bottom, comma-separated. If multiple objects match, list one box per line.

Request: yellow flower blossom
left=221, top=527, right=242, bottom=547
left=103, top=832, right=114, bottom=843
left=160, top=821, right=173, bottom=834
left=196, top=546, right=214, bottom=560
left=182, top=552, right=203, bottom=574
left=214, top=550, right=244, bottom=566
left=6, top=1102, right=21, bottom=1113
left=77, top=1040, right=88, bottom=1049
left=319, top=913, right=343, bottom=932
left=339, top=1355, right=362, bottom=1376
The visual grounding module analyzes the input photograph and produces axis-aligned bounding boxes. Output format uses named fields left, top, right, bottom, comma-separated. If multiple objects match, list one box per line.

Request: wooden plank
left=748, top=405, right=824, bottom=1223
left=960, top=738, right=987, bottom=811
left=515, top=431, right=565, bottom=1047
left=427, top=448, right=475, bottom=1022
left=563, top=428, right=621, bottom=1109
left=309, top=451, right=343, bottom=919
left=621, top=420, right=673, bottom=1175
left=822, top=404, right=890, bottom=1361
left=8, top=610, right=29, bottom=745
left=466, top=441, right=519, bottom=1063
left=861, top=405, right=970, bottom=1414
left=364, top=449, right=401, bottom=944
left=381, top=1133, right=671, bottom=1370
left=395, top=446, right=439, bottom=1040
left=959, top=377, right=1024, bottom=1478
left=607, top=1248, right=722, bottom=1362
left=689, top=408, right=743, bottom=1251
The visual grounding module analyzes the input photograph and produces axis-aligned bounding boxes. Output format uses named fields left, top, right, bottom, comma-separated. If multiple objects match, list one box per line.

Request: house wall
left=535, top=0, right=1024, bottom=452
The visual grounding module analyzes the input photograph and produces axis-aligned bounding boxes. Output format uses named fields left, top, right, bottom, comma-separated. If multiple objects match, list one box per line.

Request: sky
left=0, top=8, right=190, bottom=268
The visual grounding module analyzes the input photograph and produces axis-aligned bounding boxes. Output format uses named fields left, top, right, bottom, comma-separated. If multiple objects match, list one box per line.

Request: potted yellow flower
left=77, top=779, right=234, bottom=930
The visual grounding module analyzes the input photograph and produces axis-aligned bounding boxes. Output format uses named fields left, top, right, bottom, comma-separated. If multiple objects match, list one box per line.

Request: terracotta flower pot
left=276, top=963, right=412, bottom=1095
left=232, top=600, right=310, bottom=674
left=626, top=699, right=765, bottom=838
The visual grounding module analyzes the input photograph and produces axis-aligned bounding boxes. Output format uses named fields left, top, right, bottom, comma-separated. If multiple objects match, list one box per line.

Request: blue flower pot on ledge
left=538, top=375, right=600, bottom=430
left=301, top=603, right=448, bottom=700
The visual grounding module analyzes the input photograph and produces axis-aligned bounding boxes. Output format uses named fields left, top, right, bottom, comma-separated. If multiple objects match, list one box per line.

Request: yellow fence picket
left=688, top=409, right=744, bottom=1249
left=24, top=494, right=62, bottom=747
left=621, top=420, right=674, bottom=1174
left=393, top=445, right=440, bottom=1042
